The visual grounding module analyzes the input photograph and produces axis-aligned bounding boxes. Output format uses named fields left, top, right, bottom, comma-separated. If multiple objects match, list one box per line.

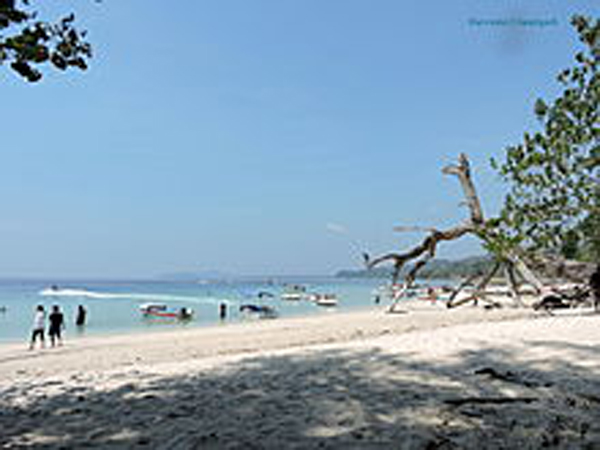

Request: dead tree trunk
left=505, top=265, right=525, bottom=307
left=364, top=153, right=545, bottom=308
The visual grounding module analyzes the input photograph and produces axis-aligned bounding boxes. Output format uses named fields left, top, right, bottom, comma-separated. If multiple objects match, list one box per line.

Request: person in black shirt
left=48, top=305, right=65, bottom=347
left=76, top=305, right=87, bottom=327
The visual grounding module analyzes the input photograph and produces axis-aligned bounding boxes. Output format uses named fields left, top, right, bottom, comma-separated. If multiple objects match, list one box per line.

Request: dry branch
left=442, top=153, right=484, bottom=225
left=366, top=225, right=473, bottom=284
left=365, top=153, right=545, bottom=307
left=366, top=153, right=483, bottom=285
left=393, top=226, right=439, bottom=233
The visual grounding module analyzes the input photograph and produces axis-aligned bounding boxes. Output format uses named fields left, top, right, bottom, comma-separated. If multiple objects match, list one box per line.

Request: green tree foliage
left=0, top=0, right=92, bottom=82
left=577, top=189, right=600, bottom=260
left=493, top=15, right=600, bottom=261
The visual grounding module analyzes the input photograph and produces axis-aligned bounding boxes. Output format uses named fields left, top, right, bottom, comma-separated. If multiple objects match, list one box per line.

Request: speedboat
left=140, top=303, right=168, bottom=314
left=40, top=285, right=63, bottom=296
left=281, top=284, right=306, bottom=301
left=310, top=294, right=338, bottom=307
left=139, top=303, right=193, bottom=320
left=239, top=304, right=278, bottom=319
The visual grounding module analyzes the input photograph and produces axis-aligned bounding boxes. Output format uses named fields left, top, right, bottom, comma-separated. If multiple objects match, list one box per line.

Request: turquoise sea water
left=0, top=278, right=390, bottom=344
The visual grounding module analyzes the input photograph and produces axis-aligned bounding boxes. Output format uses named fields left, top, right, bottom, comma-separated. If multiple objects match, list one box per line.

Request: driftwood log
left=364, top=154, right=546, bottom=310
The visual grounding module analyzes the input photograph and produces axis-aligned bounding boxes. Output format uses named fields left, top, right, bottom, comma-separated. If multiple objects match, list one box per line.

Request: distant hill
left=156, top=270, right=232, bottom=282
left=335, top=255, right=494, bottom=280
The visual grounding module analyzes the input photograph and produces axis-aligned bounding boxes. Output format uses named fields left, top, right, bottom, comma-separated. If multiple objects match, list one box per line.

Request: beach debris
left=532, top=284, right=592, bottom=312
left=533, top=295, right=571, bottom=311
left=444, top=396, right=538, bottom=407
left=386, top=305, right=408, bottom=314
left=473, top=367, right=552, bottom=388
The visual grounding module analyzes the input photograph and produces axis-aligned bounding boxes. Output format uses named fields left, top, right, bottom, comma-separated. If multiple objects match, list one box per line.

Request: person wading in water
left=76, top=304, right=87, bottom=326
left=48, top=305, right=65, bottom=347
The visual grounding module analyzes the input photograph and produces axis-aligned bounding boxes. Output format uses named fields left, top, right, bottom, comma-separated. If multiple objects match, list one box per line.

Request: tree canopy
left=0, top=0, right=92, bottom=82
left=493, top=15, right=600, bottom=261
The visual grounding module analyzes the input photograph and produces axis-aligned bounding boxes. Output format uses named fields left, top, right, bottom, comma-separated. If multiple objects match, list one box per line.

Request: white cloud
left=325, top=222, right=348, bottom=235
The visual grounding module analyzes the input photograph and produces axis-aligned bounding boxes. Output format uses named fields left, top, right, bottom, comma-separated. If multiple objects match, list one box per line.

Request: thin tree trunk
left=447, top=272, right=481, bottom=306
left=506, top=252, right=544, bottom=293
left=506, top=265, right=525, bottom=307
left=475, top=261, right=501, bottom=296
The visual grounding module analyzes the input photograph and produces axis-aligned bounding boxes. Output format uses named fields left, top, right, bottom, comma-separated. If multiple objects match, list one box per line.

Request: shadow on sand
left=1, top=338, right=600, bottom=449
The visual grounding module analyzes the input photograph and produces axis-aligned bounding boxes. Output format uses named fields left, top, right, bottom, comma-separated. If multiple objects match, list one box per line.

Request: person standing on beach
left=48, top=305, right=65, bottom=347
left=29, top=305, right=45, bottom=350
left=76, top=304, right=87, bottom=326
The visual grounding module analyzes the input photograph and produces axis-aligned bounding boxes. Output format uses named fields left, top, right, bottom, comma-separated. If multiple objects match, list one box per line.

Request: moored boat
left=281, top=284, right=306, bottom=301
left=239, top=304, right=278, bottom=319
left=310, top=293, right=338, bottom=307
left=139, top=303, right=193, bottom=320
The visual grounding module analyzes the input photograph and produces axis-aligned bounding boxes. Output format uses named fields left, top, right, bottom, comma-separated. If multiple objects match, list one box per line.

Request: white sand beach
left=1, top=302, right=599, bottom=449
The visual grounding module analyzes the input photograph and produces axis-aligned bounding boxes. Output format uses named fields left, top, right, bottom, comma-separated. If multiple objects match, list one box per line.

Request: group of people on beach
left=29, top=304, right=87, bottom=350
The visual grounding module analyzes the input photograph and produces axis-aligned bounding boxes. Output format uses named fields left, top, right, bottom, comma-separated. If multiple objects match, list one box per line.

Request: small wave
left=40, top=288, right=115, bottom=299
left=39, top=288, right=235, bottom=306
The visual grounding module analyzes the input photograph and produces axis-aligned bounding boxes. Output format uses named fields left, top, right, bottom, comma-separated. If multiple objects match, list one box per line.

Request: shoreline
left=0, top=301, right=533, bottom=380
left=0, top=302, right=381, bottom=347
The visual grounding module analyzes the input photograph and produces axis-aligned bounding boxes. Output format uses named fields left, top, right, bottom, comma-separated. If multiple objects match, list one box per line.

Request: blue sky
left=0, top=0, right=596, bottom=278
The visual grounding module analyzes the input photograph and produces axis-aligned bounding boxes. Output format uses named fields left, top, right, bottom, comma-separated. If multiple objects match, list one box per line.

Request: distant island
left=155, top=270, right=232, bottom=282
left=155, top=257, right=494, bottom=282
left=335, top=255, right=493, bottom=280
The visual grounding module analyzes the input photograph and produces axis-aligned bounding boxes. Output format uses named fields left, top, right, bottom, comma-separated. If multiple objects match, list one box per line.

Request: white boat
left=281, top=284, right=306, bottom=301
left=312, top=294, right=338, bottom=307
